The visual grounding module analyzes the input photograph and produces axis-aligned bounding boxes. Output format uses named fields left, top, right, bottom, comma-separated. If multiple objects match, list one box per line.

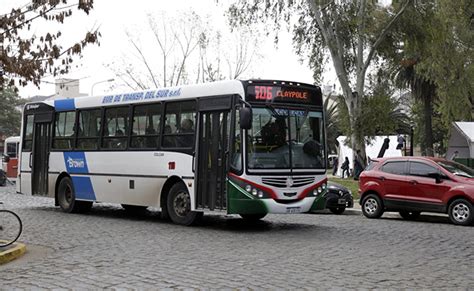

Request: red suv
left=359, top=157, right=474, bottom=226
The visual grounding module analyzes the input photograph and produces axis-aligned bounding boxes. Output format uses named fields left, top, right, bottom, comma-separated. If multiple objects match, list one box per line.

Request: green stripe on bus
left=227, top=180, right=268, bottom=215
left=309, top=194, right=327, bottom=211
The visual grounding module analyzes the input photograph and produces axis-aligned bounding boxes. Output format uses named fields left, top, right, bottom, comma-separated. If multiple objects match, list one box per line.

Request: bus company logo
left=286, top=176, right=294, bottom=187
left=26, top=104, right=40, bottom=110
left=67, top=157, right=85, bottom=169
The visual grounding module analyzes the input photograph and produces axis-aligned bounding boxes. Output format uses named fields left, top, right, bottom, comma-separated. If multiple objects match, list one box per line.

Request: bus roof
left=24, top=79, right=321, bottom=112
left=30, top=80, right=246, bottom=111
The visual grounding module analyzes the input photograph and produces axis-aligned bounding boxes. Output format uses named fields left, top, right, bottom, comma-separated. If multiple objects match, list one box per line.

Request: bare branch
left=362, top=0, right=412, bottom=75
left=128, top=37, right=160, bottom=88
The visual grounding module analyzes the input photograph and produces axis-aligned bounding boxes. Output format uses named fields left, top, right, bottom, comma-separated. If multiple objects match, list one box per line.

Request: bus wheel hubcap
left=60, top=184, right=73, bottom=207
left=174, top=192, right=190, bottom=217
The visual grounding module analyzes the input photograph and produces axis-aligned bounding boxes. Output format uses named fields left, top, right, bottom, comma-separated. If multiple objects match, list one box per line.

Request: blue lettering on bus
left=101, top=88, right=181, bottom=104
left=156, top=89, right=169, bottom=98
left=144, top=91, right=155, bottom=99
left=169, top=88, right=181, bottom=97
left=102, top=95, right=113, bottom=104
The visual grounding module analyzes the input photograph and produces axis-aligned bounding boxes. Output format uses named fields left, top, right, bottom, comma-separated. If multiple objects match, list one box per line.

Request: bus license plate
left=286, top=207, right=301, bottom=214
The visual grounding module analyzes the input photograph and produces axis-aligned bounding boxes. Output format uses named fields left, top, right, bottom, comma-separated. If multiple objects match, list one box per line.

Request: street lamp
left=90, top=78, right=115, bottom=96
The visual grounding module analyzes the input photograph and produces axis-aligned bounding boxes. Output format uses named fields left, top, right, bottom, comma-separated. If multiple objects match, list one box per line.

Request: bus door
left=195, top=96, right=235, bottom=211
left=31, top=110, right=54, bottom=195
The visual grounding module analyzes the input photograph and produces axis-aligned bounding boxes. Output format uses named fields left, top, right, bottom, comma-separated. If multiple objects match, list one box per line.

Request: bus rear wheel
left=167, top=182, right=202, bottom=225
left=58, top=177, right=92, bottom=213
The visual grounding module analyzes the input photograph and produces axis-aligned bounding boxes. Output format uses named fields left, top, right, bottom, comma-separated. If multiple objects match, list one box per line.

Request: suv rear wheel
left=361, top=194, right=384, bottom=219
left=448, top=199, right=473, bottom=226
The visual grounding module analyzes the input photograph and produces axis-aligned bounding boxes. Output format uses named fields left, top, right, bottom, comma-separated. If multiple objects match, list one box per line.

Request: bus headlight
left=228, top=174, right=274, bottom=199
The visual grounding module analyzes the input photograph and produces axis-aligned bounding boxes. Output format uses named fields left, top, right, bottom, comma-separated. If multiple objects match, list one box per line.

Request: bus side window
left=52, top=111, right=76, bottom=150
left=162, top=101, right=196, bottom=149
left=77, top=109, right=101, bottom=150
left=131, top=103, right=161, bottom=149
left=22, top=115, right=34, bottom=151
left=102, top=107, right=129, bottom=149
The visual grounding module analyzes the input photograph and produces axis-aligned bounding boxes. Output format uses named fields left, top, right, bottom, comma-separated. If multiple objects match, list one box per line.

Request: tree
left=337, top=73, right=411, bottom=145
left=383, top=0, right=473, bottom=156
left=228, top=0, right=411, bottom=166
left=0, top=85, right=23, bottom=137
left=0, top=0, right=100, bottom=89
left=109, top=12, right=260, bottom=90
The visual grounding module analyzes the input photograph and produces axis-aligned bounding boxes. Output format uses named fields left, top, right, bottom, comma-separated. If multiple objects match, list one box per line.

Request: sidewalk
left=0, top=242, right=26, bottom=265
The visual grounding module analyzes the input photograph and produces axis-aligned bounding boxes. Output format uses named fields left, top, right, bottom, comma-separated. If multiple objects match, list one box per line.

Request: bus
left=17, top=80, right=328, bottom=225
left=2, top=136, right=20, bottom=182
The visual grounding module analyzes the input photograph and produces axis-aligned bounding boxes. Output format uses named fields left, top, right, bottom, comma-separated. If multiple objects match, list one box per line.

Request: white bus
left=17, top=80, right=328, bottom=225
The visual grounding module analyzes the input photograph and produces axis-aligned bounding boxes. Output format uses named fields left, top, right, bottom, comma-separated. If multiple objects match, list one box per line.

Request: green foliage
left=337, top=76, right=411, bottom=144
left=0, top=0, right=100, bottom=89
left=324, top=96, right=341, bottom=154
left=0, top=87, right=23, bottom=137
left=327, top=176, right=359, bottom=199
left=412, top=99, right=449, bottom=156
left=382, top=0, right=473, bottom=155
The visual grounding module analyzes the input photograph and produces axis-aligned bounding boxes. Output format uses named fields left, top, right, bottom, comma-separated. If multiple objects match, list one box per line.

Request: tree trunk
left=347, top=92, right=368, bottom=172
left=422, top=93, right=434, bottom=157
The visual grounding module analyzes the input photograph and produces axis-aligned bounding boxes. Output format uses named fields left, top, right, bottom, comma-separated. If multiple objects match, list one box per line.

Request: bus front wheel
left=58, top=177, right=92, bottom=213
left=167, top=182, right=202, bottom=225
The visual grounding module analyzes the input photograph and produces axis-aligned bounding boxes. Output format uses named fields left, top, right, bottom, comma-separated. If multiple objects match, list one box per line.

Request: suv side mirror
left=240, top=107, right=252, bottom=130
left=2, top=155, right=10, bottom=163
left=427, top=172, right=442, bottom=183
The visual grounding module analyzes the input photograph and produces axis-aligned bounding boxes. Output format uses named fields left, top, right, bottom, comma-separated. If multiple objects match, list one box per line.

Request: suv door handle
left=409, top=180, right=417, bottom=185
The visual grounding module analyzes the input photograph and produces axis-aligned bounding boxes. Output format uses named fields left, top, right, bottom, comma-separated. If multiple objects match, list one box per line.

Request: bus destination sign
left=246, top=85, right=322, bottom=106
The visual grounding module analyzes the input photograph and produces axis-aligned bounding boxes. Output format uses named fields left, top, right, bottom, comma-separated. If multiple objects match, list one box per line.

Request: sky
left=3, top=0, right=337, bottom=98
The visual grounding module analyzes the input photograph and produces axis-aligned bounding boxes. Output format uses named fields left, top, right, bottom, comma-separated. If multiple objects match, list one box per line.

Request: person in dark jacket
left=341, top=157, right=350, bottom=178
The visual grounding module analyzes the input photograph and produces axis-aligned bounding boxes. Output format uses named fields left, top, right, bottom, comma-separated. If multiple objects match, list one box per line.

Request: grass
left=327, top=176, right=360, bottom=200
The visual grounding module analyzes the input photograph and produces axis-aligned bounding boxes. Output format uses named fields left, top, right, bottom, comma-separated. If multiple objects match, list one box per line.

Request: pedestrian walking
left=341, top=157, right=350, bottom=179
left=396, top=134, right=405, bottom=150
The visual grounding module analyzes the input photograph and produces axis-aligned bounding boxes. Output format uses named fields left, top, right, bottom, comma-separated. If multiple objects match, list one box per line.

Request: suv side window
left=381, top=161, right=407, bottom=175
left=409, top=162, right=438, bottom=177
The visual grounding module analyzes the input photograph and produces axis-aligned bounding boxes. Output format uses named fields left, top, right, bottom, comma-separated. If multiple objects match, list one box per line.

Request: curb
left=0, top=241, right=26, bottom=265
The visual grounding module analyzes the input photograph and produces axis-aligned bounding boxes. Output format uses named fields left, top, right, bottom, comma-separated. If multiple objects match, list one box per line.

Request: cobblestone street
left=0, top=184, right=472, bottom=289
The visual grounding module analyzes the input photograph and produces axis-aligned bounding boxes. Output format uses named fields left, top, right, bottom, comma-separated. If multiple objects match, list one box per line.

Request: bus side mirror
left=240, top=107, right=252, bottom=130
left=2, top=155, right=10, bottom=163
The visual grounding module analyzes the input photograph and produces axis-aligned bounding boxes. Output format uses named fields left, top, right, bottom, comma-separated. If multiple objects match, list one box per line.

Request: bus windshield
left=247, top=107, right=325, bottom=170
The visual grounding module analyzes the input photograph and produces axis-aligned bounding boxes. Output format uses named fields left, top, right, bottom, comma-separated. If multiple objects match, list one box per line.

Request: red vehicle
left=359, top=157, right=474, bottom=226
